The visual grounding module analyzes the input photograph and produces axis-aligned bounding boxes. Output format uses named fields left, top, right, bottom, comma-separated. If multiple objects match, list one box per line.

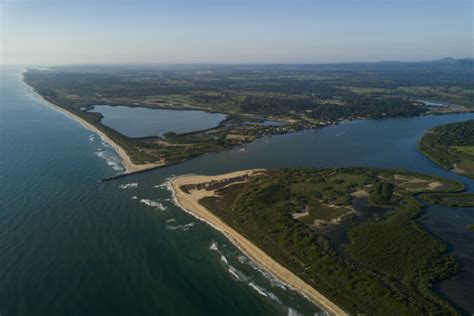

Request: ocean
left=1, top=66, right=473, bottom=315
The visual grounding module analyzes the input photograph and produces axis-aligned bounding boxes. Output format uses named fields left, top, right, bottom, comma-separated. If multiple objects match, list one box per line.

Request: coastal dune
left=170, top=170, right=348, bottom=316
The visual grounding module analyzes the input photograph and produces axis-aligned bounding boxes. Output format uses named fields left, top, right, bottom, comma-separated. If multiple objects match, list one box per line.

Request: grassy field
left=193, top=168, right=465, bottom=315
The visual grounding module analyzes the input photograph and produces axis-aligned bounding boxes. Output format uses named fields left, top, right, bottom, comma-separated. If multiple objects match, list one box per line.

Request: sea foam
left=228, top=267, right=240, bottom=280
left=166, top=222, right=194, bottom=231
left=248, top=282, right=268, bottom=297
left=227, top=265, right=248, bottom=282
left=118, top=183, right=138, bottom=189
left=95, top=150, right=124, bottom=172
left=139, top=199, right=167, bottom=211
left=248, top=282, right=281, bottom=303
left=154, top=175, right=175, bottom=190
left=209, top=242, right=219, bottom=251
left=220, top=255, right=229, bottom=264
left=287, top=308, right=301, bottom=316
left=237, top=254, right=287, bottom=290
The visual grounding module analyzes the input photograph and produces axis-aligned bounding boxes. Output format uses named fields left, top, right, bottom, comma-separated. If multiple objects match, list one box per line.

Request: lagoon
left=89, top=105, right=227, bottom=138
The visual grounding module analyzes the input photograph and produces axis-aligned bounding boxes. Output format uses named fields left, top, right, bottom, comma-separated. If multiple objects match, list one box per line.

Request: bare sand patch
left=351, top=189, right=369, bottom=198
left=452, top=163, right=466, bottom=174
left=428, top=181, right=443, bottom=189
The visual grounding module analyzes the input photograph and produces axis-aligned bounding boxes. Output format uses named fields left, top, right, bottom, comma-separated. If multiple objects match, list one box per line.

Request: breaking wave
left=139, top=199, right=167, bottom=211
left=209, top=242, right=250, bottom=282
left=228, top=267, right=240, bottom=280
left=248, top=282, right=268, bottom=297
left=95, top=150, right=124, bottom=172
left=209, top=241, right=218, bottom=251
left=237, top=255, right=247, bottom=264
left=166, top=222, right=194, bottom=231
left=287, top=308, right=301, bottom=316
left=208, top=241, right=282, bottom=305
left=220, top=255, right=228, bottom=264
left=118, top=183, right=138, bottom=189
left=238, top=253, right=287, bottom=291
left=154, top=175, right=175, bottom=190
left=248, top=282, right=281, bottom=303
left=228, top=265, right=248, bottom=282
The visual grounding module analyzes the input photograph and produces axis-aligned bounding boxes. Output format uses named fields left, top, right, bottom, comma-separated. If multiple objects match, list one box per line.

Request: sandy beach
left=170, top=170, right=348, bottom=316
left=21, top=72, right=162, bottom=173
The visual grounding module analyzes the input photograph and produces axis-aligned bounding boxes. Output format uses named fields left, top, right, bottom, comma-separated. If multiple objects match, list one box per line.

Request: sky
left=1, top=0, right=472, bottom=65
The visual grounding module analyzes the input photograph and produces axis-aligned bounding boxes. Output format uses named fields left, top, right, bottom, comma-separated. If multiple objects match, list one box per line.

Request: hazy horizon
left=1, top=0, right=472, bottom=65
left=3, top=57, right=472, bottom=68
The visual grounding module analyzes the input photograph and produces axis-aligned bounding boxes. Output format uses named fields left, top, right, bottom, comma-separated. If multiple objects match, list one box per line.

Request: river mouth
left=89, top=105, right=227, bottom=138
left=75, top=106, right=474, bottom=314
left=5, top=65, right=474, bottom=315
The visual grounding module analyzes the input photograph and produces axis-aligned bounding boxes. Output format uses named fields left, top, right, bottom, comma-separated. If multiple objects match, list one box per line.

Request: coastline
left=170, top=170, right=348, bottom=316
left=22, top=68, right=470, bottom=178
left=21, top=71, right=163, bottom=173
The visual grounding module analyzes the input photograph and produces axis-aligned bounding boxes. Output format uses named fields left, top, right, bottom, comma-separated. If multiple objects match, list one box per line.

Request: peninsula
left=172, top=170, right=347, bottom=316
left=420, top=120, right=474, bottom=178
left=171, top=168, right=467, bottom=315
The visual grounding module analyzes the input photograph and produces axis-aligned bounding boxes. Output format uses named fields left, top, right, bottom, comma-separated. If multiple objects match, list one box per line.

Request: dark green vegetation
left=420, top=120, right=474, bottom=178
left=468, top=224, right=474, bottom=232
left=195, top=168, right=467, bottom=315
left=24, top=58, right=473, bottom=167
left=420, top=192, right=474, bottom=207
left=369, top=181, right=395, bottom=205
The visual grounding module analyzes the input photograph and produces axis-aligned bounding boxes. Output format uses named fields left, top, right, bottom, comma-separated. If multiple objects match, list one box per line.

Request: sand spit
left=170, top=169, right=347, bottom=316
left=22, top=72, right=162, bottom=173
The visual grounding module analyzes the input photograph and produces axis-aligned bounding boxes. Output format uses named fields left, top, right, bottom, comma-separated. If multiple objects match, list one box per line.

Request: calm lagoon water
left=89, top=105, right=227, bottom=138
left=2, top=66, right=473, bottom=315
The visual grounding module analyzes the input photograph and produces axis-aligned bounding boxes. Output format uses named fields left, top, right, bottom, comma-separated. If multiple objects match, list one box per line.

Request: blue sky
left=1, top=0, right=472, bottom=64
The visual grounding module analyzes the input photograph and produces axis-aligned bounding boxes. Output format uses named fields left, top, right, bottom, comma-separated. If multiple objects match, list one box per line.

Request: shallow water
left=2, top=66, right=474, bottom=315
left=89, top=105, right=227, bottom=138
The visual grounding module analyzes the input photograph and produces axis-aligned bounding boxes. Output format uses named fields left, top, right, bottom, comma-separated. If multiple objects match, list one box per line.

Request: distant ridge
left=431, top=57, right=457, bottom=63
left=310, top=57, right=474, bottom=74
left=375, top=57, right=473, bottom=64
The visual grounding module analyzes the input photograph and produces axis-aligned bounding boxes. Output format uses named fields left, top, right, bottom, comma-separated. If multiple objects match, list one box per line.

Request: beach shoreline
left=21, top=71, right=162, bottom=174
left=169, top=170, right=347, bottom=316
